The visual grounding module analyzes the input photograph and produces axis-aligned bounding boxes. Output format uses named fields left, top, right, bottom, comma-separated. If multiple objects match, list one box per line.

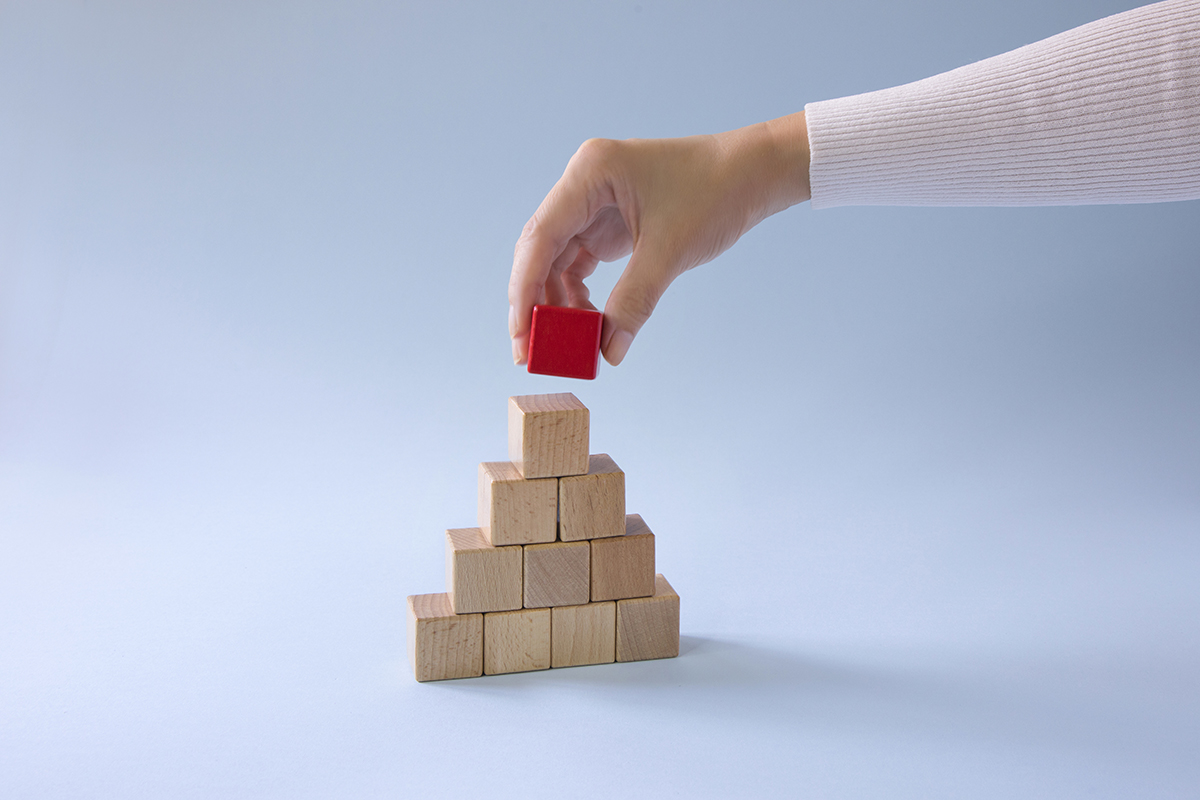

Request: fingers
left=510, top=197, right=588, bottom=364
left=542, top=239, right=601, bottom=311
left=509, top=223, right=561, bottom=365
left=542, top=240, right=580, bottom=309
left=600, top=242, right=678, bottom=366
left=558, top=247, right=600, bottom=310
left=509, top=142, right=618, bottom=365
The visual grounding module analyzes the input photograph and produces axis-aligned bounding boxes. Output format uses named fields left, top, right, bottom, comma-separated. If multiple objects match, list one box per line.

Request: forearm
left=805, top=0, right=1200, bottom=207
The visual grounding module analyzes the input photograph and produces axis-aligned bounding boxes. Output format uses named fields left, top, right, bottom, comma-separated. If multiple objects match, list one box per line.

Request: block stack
left=406, top=392, right=680, bottom=681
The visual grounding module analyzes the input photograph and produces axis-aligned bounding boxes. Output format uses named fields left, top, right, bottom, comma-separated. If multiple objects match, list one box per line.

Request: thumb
left=601, top=243, right=681, bottom=366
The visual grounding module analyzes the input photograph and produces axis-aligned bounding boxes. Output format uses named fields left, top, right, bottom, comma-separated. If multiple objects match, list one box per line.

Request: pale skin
left=508, top=111, right=813, bottom=367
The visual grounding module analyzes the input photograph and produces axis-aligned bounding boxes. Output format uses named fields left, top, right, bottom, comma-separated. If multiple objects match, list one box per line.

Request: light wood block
left=616, top=574, right=680, bottom=662
left=524, top=540, right=590, bottom=608
left=477, top=462, right=557, bottom=545
left=484, top=607, right=551, bottom=675
left=508, top=393, right=589, bottom=479
left=551, top=602, right=615, bottom=668
left=590, top=514, right=655, bottom=601
left=445, top=528, right=523, bottom=614
left=407, top=593, right=483, bottom=682
left=558, top=454, right=625, bottom=542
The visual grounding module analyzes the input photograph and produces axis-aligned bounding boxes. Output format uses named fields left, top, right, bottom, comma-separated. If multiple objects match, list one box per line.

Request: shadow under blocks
left=407, top=392, right=680, bottom=681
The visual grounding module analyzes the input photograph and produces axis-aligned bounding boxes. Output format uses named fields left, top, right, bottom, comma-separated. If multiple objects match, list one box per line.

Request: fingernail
left=512, top=338, right=524, bottom=365
left=508, top=305, right=517, bottom=338
left=605, top=329, right=634, bottom=366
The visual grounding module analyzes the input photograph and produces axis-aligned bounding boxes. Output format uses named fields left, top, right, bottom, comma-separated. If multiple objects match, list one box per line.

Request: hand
left=508, top=111, right=812, bottom=367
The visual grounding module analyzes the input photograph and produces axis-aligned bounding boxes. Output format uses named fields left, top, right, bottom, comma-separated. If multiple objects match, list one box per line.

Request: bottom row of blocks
left=408, top=574, right=679, bottom=681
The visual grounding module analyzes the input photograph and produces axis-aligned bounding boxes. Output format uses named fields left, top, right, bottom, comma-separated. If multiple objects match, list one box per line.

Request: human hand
left=508, top=111, right=813, bottom=367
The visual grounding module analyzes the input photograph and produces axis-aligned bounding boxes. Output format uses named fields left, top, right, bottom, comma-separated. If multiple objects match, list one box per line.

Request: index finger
left=508, top=147, right=611, bottom=364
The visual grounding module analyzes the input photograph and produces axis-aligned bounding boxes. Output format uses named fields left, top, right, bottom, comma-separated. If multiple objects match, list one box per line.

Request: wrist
left=720, top=111, right=812, bottom=222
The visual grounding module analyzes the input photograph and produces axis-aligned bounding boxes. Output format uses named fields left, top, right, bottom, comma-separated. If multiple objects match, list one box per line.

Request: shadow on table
left=433, top=634, right=1192, bottom=762
left=437, top=635, right=948, bottom=731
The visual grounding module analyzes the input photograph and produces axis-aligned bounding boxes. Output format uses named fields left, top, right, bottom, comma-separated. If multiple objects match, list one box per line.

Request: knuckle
left=616, top=284, right=660, bottom=325
left=573, top=137, right=620, bottom=168
left=514, top=219, right=537, bottom=255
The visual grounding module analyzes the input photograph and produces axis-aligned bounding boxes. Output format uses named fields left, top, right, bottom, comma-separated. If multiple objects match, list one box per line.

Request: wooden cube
left=484, top=607, right=551, bottom=675
left=526, top=304, right=604, bottom=381
left=616, top=574, right=680, bottom=662
left=523, top=540, right=590, bottom=608
left=445, top=528, right=523, bottom=614
left=590, top=514, right=655, bottom=601
left=551, top=602, right=615, bottom=668
left=508, top=394, right=589, bottom=479
left=407, top=593, right=483, bottom=682
left=477, top=462, right=557, bottom=545
left=558, top=454, right=625, bottom=542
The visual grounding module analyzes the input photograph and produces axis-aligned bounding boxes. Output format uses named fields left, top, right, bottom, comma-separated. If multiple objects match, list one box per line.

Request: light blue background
left=2, top=1, right=1198, bottom=797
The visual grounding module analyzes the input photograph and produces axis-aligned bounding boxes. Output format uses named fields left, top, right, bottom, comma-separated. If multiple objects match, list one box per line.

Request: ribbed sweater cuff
left=805, top=0, right=1200, bottom=208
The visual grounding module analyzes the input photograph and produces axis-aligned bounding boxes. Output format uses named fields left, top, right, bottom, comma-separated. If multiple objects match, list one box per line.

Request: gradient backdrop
left=2, top=1, right=1198, bottom=797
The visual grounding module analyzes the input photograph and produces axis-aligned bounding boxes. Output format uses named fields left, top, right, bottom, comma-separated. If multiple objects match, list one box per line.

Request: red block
left=526, top=305, right=603, bottom=380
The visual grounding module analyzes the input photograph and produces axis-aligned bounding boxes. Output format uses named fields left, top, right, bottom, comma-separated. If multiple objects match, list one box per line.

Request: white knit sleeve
left=804, top=0, right=1200, bottom=208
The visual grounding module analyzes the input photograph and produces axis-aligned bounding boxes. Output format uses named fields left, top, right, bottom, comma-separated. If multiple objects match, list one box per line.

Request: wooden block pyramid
left=407, top=392, right=681, bottom=681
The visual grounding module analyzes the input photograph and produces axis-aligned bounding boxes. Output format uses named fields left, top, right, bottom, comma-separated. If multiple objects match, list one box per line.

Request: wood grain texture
left=551, top=602, right=615, bottom=668
left=523, top=540, right=590, bottom=608
left=590, top=514, right=655, bottom=602
left=484, top=607, right=551, bottom=675
left=445, top=528, right=523, bottom=614
left=508, top=393, right=589, bottom=479
left=477, top=461, right=557, bottom=545
left=558, top=453, right=625, bottom=542
left=407, top=593, right=483, bottom=682
left=616, top=574, right=680, bottom=663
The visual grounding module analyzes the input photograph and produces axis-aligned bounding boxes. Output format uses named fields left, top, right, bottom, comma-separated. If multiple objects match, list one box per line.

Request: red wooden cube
left=526, top=305, right=603, bottom=380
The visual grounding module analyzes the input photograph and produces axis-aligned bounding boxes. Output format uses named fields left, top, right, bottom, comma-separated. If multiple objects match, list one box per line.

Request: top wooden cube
left=508, top=393, right=589, bottom=479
